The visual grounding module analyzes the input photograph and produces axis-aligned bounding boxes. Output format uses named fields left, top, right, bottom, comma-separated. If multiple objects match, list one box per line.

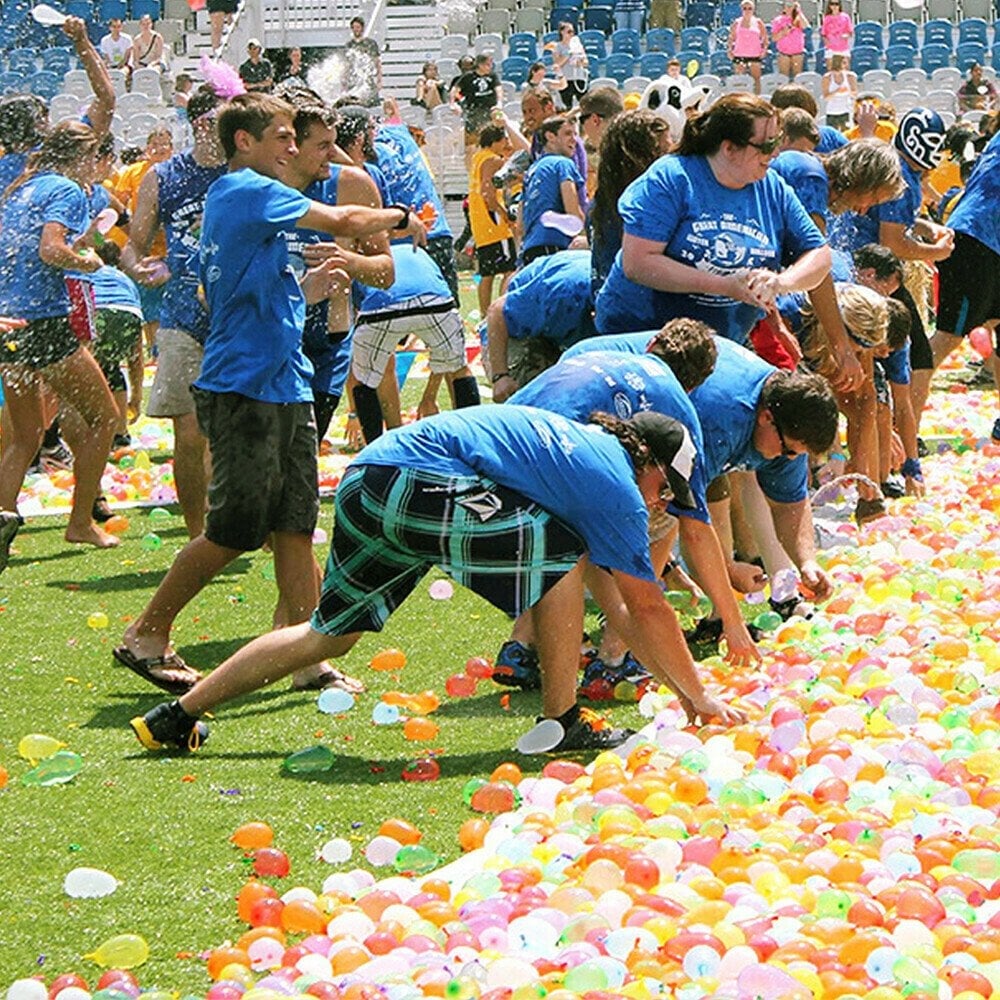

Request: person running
left=113, top=93, right=427, bottom=695
left=123, top=86, right=227, bottom=541
left=129, top=406, right=746, bottom=755
left=0, top=122, right=120, bottom=570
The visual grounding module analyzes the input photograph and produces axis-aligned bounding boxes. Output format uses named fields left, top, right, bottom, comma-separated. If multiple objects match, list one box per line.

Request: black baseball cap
left=628, top=412, right=697, bottom=510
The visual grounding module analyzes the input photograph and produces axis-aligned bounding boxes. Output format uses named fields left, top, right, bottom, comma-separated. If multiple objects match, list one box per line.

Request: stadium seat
left=479, top=9, right=512, bottom=37
left=853, top=21, right=885, bottom=50
left=6, top=47, right=37, bottom=75
left=638, top=52, right=669, bottom=77
left=41, top=48, right=74, bottom=74
left=675, top=49, right=703, bottom=75
left=960, top=0, right=991, bottom=20
left=890, top=0, right=921, bottom=22
left=795, top=70, right=823, bottom=97
left=98, top=0, right=128, bottom=20
left=49, top=92, right=82, bottom=121
left=507, top=32, right=539, bottom=60
left=862, top=68, right=893, bottom=88
left=587, top=75, right=618, bottom=88
left=131, top=66, right=164, bottom=100
left=920, top=44, right=952, bottom=74
left=610, top=28, right=641, bottom=57
left=500, top=56, right=530, bottom=86
left=930, top=66, right=962, bottom=91
left=850, top=45, right=882, bottom=74
left=924, top=87, right=956, bottom=113
left=856, top=0, right=889, bottom=22
left=685, top=2, right=716, bottom=27
left=582, top=6, right=614, bottom=32
left=578, top=29, right=607, bottom=61
left=680, top=26, right=711, bottom=55
left=708, top=50, right=732, bottom=75
left=440, top=34, right=468, bottom=61
left=992, top=42, right=1000, bottom=73
left=514, top=7, right=546, bottom=34
left=925, top=0, right=958, bottom=17
left=622, top=74, right=651, bottom=92
left=891, top=88, right=922, bottom=114
left=130, top=0, right=162, bottom=18
left=885, top=44, right=917, bottom=74
left=65, top=0, right=93, bottom=17
left=473, top=33, right=504, bottom=60
left=957, top=18, right=989, bottom=49
left=0, top=71, right=25, bottom=94
left=27, top=70, right=60, bottom=99
left=645, top=28, right=676, bottom=54
left=602, top=51, right=636, bottom=84
left=956, top=41, right=987, bottom=71
left=894, top=66, right=927, bottom=88
left=727, top=73, right=755, bottom=93
left=887, top=21, right=918, bottom=50
left=548, top=7, right=578, bottom=31
left=922, top=19, right=953, bottom=50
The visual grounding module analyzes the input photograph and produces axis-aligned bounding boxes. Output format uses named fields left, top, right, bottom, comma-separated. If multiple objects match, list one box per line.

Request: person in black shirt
left=239, top=39, right=274, bottom=93
left=455, top=54, right=502, bottom=151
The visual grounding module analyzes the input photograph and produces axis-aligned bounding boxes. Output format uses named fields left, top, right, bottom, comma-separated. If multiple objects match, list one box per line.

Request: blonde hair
left=800, top=283, right=888, bottom=378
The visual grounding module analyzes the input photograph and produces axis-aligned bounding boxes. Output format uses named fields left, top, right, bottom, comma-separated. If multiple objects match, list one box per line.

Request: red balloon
left=401, top=757, right=440, bottom=782
left=464, top=656, right=493, bottom=679
left=249, top=896, right=285, bottom=928
left=96, top=972, right=138, bottom=991
left=970, top=325, right=994, bottom=360
left=253, top=847, right=291, bottom=878
left=49, top=976, right=88, bottom=1000
left=444, top=673, right=477, bottom=697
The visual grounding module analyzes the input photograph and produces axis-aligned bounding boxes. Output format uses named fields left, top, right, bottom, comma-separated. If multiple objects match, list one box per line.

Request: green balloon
left=282, top=745, right=335, bottom=774
left=22, top=750, right=83, bottom=786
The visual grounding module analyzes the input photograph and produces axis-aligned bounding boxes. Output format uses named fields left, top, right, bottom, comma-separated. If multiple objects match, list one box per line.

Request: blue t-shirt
left=947, top=131, right=1000, bottom=256
left=568, top=333, right=808, bottom=502
left=816, top=126, right=848, bottom=154
left=354, top=405, right=657, bottom=580
left=0, top=171, right=89, bottom=320
left=374, top=123, right=451, bottom=240
left=771, top=150, right=828, bottom=219
left=0, top=152, right=28, bottom=194
left=91, top=265, right=143, bottom=315
left=834, top=155, right=922, bottom=255
left=509, top=351, right=710, bottom=522
left=503, top=250, right=595, bottom=347
left=155, top=150, right=227, bottom=344
left=196, top=168, right=314, bottom=403
left=531, top=132, right=589, bottom=216
left=520, top=154, right=584, bottom=253
left=595, top=155, right=825, bottom=343
left=357, top=243, right=452, bottom=314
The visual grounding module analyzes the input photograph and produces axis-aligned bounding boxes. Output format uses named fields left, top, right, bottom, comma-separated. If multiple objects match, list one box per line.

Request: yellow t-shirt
left=106, top=159, right=167, bottom=256
left=468, top=147, right=513, bottom=248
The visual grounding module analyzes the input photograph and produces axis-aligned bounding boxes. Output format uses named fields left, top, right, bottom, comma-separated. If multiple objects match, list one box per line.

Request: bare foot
left=291, top=662, right=366, bottom=693
left=65, top=522, right=120, bottom=548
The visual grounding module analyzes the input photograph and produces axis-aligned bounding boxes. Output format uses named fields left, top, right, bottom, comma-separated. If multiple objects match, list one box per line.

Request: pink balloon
left=970, top=325, right=994, bottom=359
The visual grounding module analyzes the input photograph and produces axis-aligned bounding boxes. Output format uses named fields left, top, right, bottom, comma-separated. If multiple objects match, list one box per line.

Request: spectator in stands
left=614, top=0, right=646, bottom=34
left=822, top=54, right=857, bottom=131
left=820, top=0, right=853, bottom=68
left=343, top=16, right=382, bottom=106
left=208, top=0, right=237, bottom=57
left=99, top=18, right=132, bottom=78
left=527, top=62, right=548, bottom=88
left=448, top=55, right=474, bottom=94
left=771, top=1, right=809, bottom=80
left=455, top=54, right=502, bottom=159
left=131, top=14, right=166, bottom=73
left=468, top=124, right=516, bottom=316
left=520, top=115, right=585, bottom=264
left=649, top=0, right=681, bottom=31
left=240, top=39, right=274, bottom=94
left=279, top=47, right=306, bottom=88
left=728, top=0, right=769, bottom=95
left=173, top=73, right=194, bottom=117
left=551, top=23, right=589, bottom=110
left=846, top=96, right=895, bottom=141
left=958, top=63, right=998, bottom=114
left=415, top=61, right=445, bottom=110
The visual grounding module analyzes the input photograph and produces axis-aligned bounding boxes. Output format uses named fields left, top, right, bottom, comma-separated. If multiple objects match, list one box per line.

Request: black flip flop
left=112, top=645, right=202, bottom=695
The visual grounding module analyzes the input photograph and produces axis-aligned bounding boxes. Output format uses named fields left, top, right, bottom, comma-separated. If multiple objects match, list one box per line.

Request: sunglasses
left=745, top=133, right=783, bottom=155
left=774, top=421, right=799, bottom=459
left=653, top=461, right=675, bottom=504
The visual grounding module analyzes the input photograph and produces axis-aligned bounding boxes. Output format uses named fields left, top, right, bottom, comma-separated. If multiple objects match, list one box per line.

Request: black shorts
left=476, top=237, right=517, bottom=277
left=425, top=234, right=460, bottom=301
left=2, top=315, right=80, bottom=371
left=207, top=0, right=237, bottom=12
left=92, top=309, right=141, bottom=390
left=192, top=389, right=319, bottom=551
left=936, top=231, right=1000, bottom=337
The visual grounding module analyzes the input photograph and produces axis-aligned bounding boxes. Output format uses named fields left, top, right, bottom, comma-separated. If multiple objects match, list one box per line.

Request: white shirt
left=100, top=32, right=133, bottom=68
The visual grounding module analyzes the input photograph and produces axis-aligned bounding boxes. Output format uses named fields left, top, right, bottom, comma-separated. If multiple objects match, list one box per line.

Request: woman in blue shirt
left=0, top=121, right=122, bottom=569
left=595, top=94, right=830, bottom=346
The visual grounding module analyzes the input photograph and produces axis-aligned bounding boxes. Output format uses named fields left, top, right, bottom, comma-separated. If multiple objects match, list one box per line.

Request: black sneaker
left=93, top=495, right=113, bottom=523
left=39, top=440, right=73, bottom=472
left=516, top=708, right=634, bottom=754
left=131, top=700, right=209, bottom=752
left=112, top=433, right=133, bottom=451
left=492, top=640, right=542, bottom=690
left=917, top=437, right=929, bottom=457
left=992, top=418, right=1000, bottom=443
left=769, top=596, right=814, bottom=621
left=881, top=475, right=905, bottom=499
left=685, top=616, right=723, bottom=645
left=0, top=510, right=23, bottom=575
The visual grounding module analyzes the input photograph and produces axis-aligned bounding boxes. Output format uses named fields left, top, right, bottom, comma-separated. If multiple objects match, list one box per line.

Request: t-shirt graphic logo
left=612, top=390, right=633, bottom=418
left=711, top=232, right=748, bottom=267
left=457, top=491, right=503, bottom=521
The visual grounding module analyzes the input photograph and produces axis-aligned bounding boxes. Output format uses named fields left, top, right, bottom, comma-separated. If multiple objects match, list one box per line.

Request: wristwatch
left=390, top=204, right=411, bottom=230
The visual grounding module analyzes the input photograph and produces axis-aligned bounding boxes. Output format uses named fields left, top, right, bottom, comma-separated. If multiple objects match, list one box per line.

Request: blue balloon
left=317, top=688, right=355, bottom=714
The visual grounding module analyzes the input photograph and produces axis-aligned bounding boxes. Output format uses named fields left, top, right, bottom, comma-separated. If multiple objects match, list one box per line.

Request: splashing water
left=306, top=53, right=346, bottom=107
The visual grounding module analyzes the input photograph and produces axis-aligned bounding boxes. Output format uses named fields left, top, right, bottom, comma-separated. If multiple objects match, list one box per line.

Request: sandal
left=854, top=497, right=887, bottom=525
left=291, top=666, right=366, bottom=694
left=112, top=645, right=203, bottom=695
left=93, top=495, right=113, bottom=523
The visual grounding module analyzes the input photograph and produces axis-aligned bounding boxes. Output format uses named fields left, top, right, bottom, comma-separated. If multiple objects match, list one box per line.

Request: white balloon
left=30, top=3, right=67, bottom=24
left=319, top=837, right=352, bottom=864
left=54, top=989, right=90, bottom=1000
left=7, top=980, right=48, bottom=1000
left=63, top=867, right=119, bottom=898
left=515, top=719, right=564, bottom=755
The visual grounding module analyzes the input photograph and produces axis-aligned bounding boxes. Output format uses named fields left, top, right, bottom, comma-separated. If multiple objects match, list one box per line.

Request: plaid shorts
left=351, top=295, right=465, bottom=388
left=311, top=464, right=585, bottom=636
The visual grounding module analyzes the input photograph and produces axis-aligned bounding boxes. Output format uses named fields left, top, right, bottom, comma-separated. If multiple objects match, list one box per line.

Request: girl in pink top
left=771, top=1, right=809, bottom=79
left=729, top=0, right=769, bottom=93
left=821, top=0, right=853, bottom=63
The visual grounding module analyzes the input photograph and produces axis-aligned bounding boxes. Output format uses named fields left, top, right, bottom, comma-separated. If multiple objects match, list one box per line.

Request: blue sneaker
left=583, top=651, right=651, bottom=687
left=492, top=640, right=541, bottom=690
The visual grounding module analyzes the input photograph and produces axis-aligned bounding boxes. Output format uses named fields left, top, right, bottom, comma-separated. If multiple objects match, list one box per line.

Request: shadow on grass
left=43, top=558, right=254, bottom=593
left=434, top=690, right=539, bottom=719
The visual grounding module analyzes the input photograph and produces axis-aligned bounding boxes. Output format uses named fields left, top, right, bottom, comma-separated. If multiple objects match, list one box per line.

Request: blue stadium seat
left=6, top=47, right=37, bottom=74
left=41, top=48, right=75, bottom=73
left=644, top=27, right=676, bottom=54
left=958, top=18, right=989, bottom=48
left=603, top=51, right=636, bottom=83
left=27, top=70, right=60, bottom=98
left=849, top=44, right=881, bottom=74
left=549, top=7, right=579, bottom=30
left=0, top=70, right=25, bottom=93
left=709, top=50, right=732, bottom=74
left=920, top=42, right=952, bottom=73
left=578, top=29, right=608, bottom=60
left=685, top=2, right=716, bottom=27
left=130, top=0, right=163, bottom=19
left=956, top=41, right=987, bottom=71
left=887, top=21, right=918, bottom=50
left=853, top=21, right=884, bottom=50
left=720, top=0, right=742, bottom=22
left=885, top=44, right=916, bottom=74
left=582, top=6, right=614, bottom=32
left=507, top=32, right=539, bottom=60
left=500, top=55, right=530, bottom=86
left=639, top=52, right=669, bottom=77
left=922, top=19, right=953, bottom=50
left=675, top=49, right=704, bottom=75
left=65, top=0, right=94, bottom=17
left=98, top=0, right=128, bottom=19
left=680, top=26, right=711, bottom=55
left=610, top=27, right=641, bottom=57
left=992, top=41, right=1000, bottom=73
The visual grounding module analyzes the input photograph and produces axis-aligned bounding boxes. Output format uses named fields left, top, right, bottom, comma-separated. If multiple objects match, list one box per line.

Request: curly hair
left=588, top=411, right=656, bottom=471
left=591, top=109, right=669, bottom=262
left=646, top=317, right=718, bottom=392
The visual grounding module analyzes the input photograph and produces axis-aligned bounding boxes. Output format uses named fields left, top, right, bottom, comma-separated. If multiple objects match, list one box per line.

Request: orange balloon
left=281, top=899, right=328, bottom=935
left=231, top=822, right=274, bottom=850
left=379, top=817, right=422, bottom=844
left=420, top=878, right=451, bottom=901
left=402, top=717, right=439, bottom=741
left=207, top=946, right=251, bottom=980
left=458, top=817, right=489, bottom=851
left=370, top=648, right=406, bottom=671
left=236, top=881, right=278, bottom=924
left=236, top=926, right=286, bottom=952
left=491, top=762, right=522, bottom=785
left=331, top=945, right=370, bottom=974
left=104, top=515, right=130, bottom=535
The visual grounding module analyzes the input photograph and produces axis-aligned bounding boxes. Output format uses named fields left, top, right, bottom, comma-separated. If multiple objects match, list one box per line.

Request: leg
left=477, top=273, right=494, bottom=317
left=731, top=471, right=795, bottom=578
left=533, top=560, right=586, bottom=718
left=122, top=534, right=241, bottom=659
left=172, top=412, right=209, bottom=539
left=749, top=61, right=762, bottom=93
left=0, top=370, right=44, bottom=513
left=210, top=10, right=225, bottom=50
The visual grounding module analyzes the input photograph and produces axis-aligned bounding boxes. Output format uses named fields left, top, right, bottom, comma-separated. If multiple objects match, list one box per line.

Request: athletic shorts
left=425, top=234, right=460, bottom=301
left=936, top=232, right=1000, bottom=337
left=192, top=389, right=319, bottom=551
left=476, top=237, right=517, bottom=277
left=92, top=309, right=141, bottom=391
left=1, top=315, right=80, bottom=371
left=876, top=343, right=910, bottom=386
left=207, top=0, right=238, bottom=12
left=138, top=282, right=164, bottom=324
left=147, top=327, right=203, bottom=418
left=311, top=464, right=585, bottom=636
left=351, top=295, right=465, bottom=388
left=65, top=277, right=96, bottom=341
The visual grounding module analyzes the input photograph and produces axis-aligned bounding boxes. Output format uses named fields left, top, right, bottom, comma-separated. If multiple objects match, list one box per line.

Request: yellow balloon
left=17, top=733, right=66, bottom=763
left=84, top=933, right=149, bottom=968
left=686, top=58, right=699, bottom=77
